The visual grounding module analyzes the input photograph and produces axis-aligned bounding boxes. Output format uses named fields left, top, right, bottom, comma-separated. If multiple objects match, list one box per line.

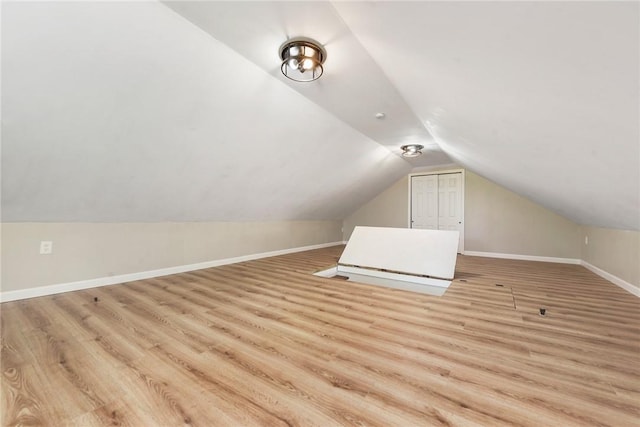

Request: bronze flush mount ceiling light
left=279, top=37, right=327, bottom=82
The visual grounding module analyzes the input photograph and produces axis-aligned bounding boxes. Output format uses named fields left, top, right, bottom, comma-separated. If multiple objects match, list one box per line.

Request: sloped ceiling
left=2, top=1, right=638, bottom=230
left=332, top=1, right=639, bottom=231
left=1, top=1, right=411, bottom=222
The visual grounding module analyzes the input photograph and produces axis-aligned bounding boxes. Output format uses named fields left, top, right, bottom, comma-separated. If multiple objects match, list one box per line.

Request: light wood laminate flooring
left=2, top=246, right=639, bottom=426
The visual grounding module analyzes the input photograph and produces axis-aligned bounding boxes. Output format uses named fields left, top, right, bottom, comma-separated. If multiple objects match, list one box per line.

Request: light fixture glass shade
left=401, top=144, right=424, bottom=158
left=279, top=38, right=326, bottom=82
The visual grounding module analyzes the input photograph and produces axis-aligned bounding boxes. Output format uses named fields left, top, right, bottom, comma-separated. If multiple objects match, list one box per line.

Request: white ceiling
left=2, top=1, right=638, bottom=230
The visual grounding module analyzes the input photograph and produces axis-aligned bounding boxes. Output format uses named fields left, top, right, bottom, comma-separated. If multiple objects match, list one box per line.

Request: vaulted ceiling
left=2, top=1, right=638, bottom=230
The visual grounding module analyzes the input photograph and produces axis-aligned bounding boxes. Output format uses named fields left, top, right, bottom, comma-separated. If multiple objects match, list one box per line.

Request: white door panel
left=411, top=175, right=438, bottom=229
left=410, top=172, right=464, bottom=252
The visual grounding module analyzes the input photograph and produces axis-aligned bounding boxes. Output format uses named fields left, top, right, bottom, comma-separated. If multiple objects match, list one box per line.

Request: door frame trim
left=408, top=168, right=465, bottom=253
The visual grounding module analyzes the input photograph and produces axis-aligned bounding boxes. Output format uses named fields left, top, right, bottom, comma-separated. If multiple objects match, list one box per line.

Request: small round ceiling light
left=375, top=112, right=386, bottom=120
left=279, top=37, right=327, bottom=82
left=401, top=144, right=424, bottom=158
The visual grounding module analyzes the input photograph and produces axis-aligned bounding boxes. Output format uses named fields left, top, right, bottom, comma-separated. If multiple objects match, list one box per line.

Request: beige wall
left=581, top=226, right=639, bottom=287
left=343, top=176, right=409, bottom=240
left=465, top=171, right=581, bottom=258
left=343, top=172, right=640, bottom=289
left=343, top=168, right=581, bottom=258
left=1, top=220, right=342, bottom=292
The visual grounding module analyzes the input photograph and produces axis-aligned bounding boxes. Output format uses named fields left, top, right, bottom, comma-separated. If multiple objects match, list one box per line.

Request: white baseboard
left=4, top=243, right=636, bottom=302
left=0, top=241, right=344, bottom=303
left=463, top=250, right=638, bottom=297
left=580, top=260, right=640, bottom=297
left=463, top=251, right=581, bottom=265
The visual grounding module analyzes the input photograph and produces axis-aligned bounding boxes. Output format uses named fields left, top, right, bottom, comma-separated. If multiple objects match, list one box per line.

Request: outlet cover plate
left=40, top=241, right=53, bottom=254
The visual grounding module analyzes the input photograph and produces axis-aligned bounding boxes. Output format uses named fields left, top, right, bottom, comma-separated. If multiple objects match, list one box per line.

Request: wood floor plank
left=2, top=245, right=639, bottom=426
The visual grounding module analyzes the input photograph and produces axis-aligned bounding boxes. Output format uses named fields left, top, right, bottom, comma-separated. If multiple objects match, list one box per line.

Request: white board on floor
left=339, top=226, right=459, bottom=279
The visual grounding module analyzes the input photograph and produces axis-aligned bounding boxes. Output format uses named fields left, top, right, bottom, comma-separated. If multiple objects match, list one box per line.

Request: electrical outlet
left=584, top=236, right=589, bottom=245
left=40, top=241, right=53, bottom=254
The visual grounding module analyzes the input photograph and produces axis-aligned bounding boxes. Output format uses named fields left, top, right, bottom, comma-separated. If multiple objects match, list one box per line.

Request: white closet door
left=438, top=173, right=463, bottom=232
left=410, top=172, right=464, bottom=252
left=411, top=175, right=438, bottom=229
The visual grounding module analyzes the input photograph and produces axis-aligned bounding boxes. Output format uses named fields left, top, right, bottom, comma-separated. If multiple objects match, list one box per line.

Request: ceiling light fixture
left=279, top=37, right=326, bottom=82
left=401, top=144, right=424, bottom=158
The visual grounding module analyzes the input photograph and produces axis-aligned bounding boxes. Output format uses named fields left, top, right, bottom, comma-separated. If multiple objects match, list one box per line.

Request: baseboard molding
left=580, top=260, right=640, bottom=297
left=463, top=250, right=638, bottom=297
left=463, top=251, right=581, bottom=265
left=4, top=243, right=636, bottom=302
left=0, top=241, right=344, bottom=303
